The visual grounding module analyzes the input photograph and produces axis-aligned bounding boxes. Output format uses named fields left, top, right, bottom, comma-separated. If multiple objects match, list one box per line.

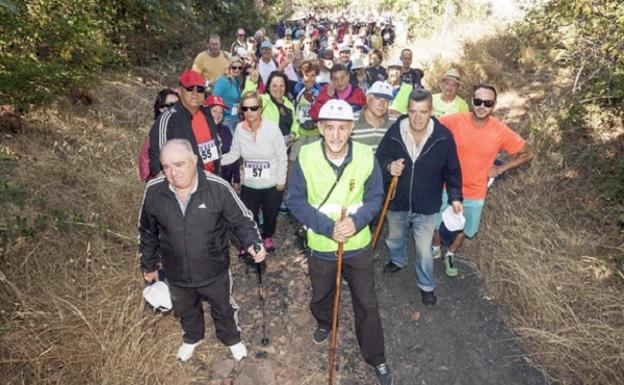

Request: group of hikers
left=137, top=15, right=533, bottom=385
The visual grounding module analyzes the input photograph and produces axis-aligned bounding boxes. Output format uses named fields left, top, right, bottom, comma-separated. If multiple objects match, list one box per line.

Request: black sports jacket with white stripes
left=147, top=102, right=220, bottom=178
left=138, top=170, right=261, bottom=287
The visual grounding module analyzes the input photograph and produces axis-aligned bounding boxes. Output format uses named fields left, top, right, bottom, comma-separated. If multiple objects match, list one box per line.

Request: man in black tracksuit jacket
left=139, top=139, right=265, bottom=362
left=148, top=70, right=221, bottom=178
left=376, top=88, right=462, bottom=306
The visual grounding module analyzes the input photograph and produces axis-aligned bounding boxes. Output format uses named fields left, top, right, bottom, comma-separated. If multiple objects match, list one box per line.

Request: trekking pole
left=253, top=244, right=270, bottom=346
left=371, top=175, right=398, bottom=250
left=328, top=208, right=347, bottom=385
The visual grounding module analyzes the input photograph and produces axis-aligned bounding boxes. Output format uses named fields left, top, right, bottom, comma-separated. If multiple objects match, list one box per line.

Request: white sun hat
left=441, top=206, right=466, bottom=232
left=143, top=281, right=172, bottom=312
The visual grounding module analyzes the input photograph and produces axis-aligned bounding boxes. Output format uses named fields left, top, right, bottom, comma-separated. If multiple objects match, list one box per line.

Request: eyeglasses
left=241, top=105, right=261, bottom=112
left=160, top=102, right=176, bottom=109
left=182, top=85, right=206, bottom=93
left=231, top=66, right=242, bottom=70
left=473, top=98, right=495, bottom=108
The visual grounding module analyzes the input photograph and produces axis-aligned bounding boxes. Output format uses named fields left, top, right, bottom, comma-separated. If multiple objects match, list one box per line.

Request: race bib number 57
left=243, top=160, right=272, bottom=182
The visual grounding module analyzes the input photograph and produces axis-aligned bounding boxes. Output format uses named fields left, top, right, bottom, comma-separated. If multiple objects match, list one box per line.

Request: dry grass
left=451, top=34, right=624, bottom=385
left=0, top=75, right=222, bottom=385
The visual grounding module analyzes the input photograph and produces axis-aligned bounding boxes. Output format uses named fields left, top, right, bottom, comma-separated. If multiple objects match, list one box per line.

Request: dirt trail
left=175, top=12, right=554, bottom=385
left=179, top=212, right=551, bottom=385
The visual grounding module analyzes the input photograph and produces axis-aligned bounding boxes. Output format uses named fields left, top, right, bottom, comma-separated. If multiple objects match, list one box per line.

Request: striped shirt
left=351, top=108, right=395, bottom=152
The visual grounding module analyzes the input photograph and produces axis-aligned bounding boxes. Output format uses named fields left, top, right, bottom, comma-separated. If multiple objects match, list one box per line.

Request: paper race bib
left=243, top=160, right=272, bottom=182
left=298, top=106, right=312, bottom=124
left=198, top=139, right=220, bottom=164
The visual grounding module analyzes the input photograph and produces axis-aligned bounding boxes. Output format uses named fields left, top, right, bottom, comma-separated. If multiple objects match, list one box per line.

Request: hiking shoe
left=383, top=261, right=402, bottom=274
left=263, top=237, right=276, bottom=253
left=444, top=252, right=458, bottom=277
left=432, top=245, right=441, bottom=260
left=374, top=362, right=393, bottom=385
left=278, top=201, right=289, bottom=215
left=176, top=339, right=203, bottom=362
left=313, top=327, right=330, bottom=344
left=420, top=289, right=437, bottom=306
left=229, top=341, right=247, bottom=361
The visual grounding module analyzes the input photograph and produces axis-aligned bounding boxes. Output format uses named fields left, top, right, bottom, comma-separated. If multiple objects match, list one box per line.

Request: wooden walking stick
left=328, top=208, right=347, bottom=385
left=371, top=175, right=399, bottom=250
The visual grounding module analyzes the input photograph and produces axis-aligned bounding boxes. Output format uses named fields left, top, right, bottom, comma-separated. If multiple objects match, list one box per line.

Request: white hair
left=160, top=139, right=194, bottom=158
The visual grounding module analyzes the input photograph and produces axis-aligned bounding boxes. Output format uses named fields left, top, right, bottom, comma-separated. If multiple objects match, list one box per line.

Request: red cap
left=204, top=95, right=230, bottom=109
left=179, top=70, right=205, bottom=88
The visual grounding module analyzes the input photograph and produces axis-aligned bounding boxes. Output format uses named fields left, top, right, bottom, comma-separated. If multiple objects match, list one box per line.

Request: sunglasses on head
left=160, top=102, right=176, bottom=109
left=241, top=105, right=261, bottom=112
left=473, top=98, right=495, bottom=108
left=231, top=65, right=242, bottom=70
left=182, top=85, right=206, bottom=93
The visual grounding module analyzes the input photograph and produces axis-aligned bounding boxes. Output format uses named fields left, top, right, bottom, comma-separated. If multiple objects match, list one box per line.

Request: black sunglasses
left=241, top=105, right=261, bottom=112
left=160, top=102, right=176, bottom=109
left=231, top=65, right=242, bottom=70
left=473, top=98, right=495, bottom=108
left=182, top=85, right=206, bottom=93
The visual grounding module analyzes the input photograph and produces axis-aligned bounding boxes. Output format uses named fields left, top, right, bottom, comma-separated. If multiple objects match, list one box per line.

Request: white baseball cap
left=142, top=281, right=172, bottom=312
left=441, top=206, right=466, bottom=232
left=350, top=57, right=365, bottom=70
left=338, top=42, right=351, bottom=52
left=318, top=99, right=355, bottom=121
left=366, top=81, right=394, bottom=100
left=387, top=59, right=403, bottom=68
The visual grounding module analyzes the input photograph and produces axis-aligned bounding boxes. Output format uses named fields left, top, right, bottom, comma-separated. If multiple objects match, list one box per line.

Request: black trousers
left=169, top=271, right=241, bottom=346
left=240, top=185, right=281, bottom=238
left=308, top=250, right=386, bottom=366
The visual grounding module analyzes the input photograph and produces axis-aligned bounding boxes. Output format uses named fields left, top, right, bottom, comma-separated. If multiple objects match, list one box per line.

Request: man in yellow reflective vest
left=287, top=100, right=392, bottom=385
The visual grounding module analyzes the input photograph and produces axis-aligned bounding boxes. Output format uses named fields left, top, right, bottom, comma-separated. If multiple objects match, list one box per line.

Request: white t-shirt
left=258, top=59, right=277, bottom=85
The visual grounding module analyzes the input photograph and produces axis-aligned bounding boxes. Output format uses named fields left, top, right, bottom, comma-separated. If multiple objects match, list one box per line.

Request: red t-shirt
left=440, top=113, right=526, bottom=199
left=191, top=110, right=217, bottom=172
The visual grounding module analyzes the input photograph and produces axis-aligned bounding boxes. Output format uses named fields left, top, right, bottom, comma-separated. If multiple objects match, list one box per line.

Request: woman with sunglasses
left=244, top=70, right=300, bottom=150
left=213, top=57, right=245, bottom=129
left=138, top=88, right=179, bottom=181
left=220, top=91, right=288, bottom=253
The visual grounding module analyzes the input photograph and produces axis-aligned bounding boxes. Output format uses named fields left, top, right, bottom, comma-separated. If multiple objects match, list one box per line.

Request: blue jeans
left=385, top=211, right=436, bottom=292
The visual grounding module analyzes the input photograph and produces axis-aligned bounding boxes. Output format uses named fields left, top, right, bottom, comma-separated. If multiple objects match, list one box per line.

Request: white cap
left=387, top=59, right=403, bottom=68
left=142, top=281, right=172, bottom=312
left=441, top=206, right=466, bottom=232
left=338, top=42, right=351, bottom=52
left=318, top=99, right=355, bottom=121
left=236, top=47, right=248, bottom=58
left=351, top=57, right=365, bottom=70
left=366, top=81, right=394, bottom=100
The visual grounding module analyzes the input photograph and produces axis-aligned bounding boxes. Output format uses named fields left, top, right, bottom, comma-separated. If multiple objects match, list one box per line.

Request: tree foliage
left=0, top=0, right=276, bottom=108
left=519, top=0, right=624, bottom=103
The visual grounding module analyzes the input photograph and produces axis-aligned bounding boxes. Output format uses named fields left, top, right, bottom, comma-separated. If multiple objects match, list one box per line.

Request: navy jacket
left=376, top=116, right=462, bottom=214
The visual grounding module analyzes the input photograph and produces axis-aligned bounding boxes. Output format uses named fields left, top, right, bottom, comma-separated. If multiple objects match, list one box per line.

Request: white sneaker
left=432, top=245, right=442, bottom=260
left=229, top=341, right=247, bottom=361
left=176, top=340, right=203, bottom=362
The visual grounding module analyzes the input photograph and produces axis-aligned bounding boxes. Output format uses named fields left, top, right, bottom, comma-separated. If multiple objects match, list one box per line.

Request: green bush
left=0, top=0, right=276, bottom=109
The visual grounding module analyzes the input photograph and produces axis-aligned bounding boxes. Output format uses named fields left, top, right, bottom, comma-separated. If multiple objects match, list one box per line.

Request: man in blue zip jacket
left=139, top=139, right=266, bottom=362
left=376, top=88, right=462, bottom=306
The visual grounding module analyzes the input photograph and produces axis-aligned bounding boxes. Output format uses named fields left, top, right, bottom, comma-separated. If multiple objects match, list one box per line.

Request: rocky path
left=183, top=216, right=552, bottom=385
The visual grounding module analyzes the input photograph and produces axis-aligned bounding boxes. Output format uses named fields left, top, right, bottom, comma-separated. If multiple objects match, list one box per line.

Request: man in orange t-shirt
left=434, top=84, right=533, bottom=276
